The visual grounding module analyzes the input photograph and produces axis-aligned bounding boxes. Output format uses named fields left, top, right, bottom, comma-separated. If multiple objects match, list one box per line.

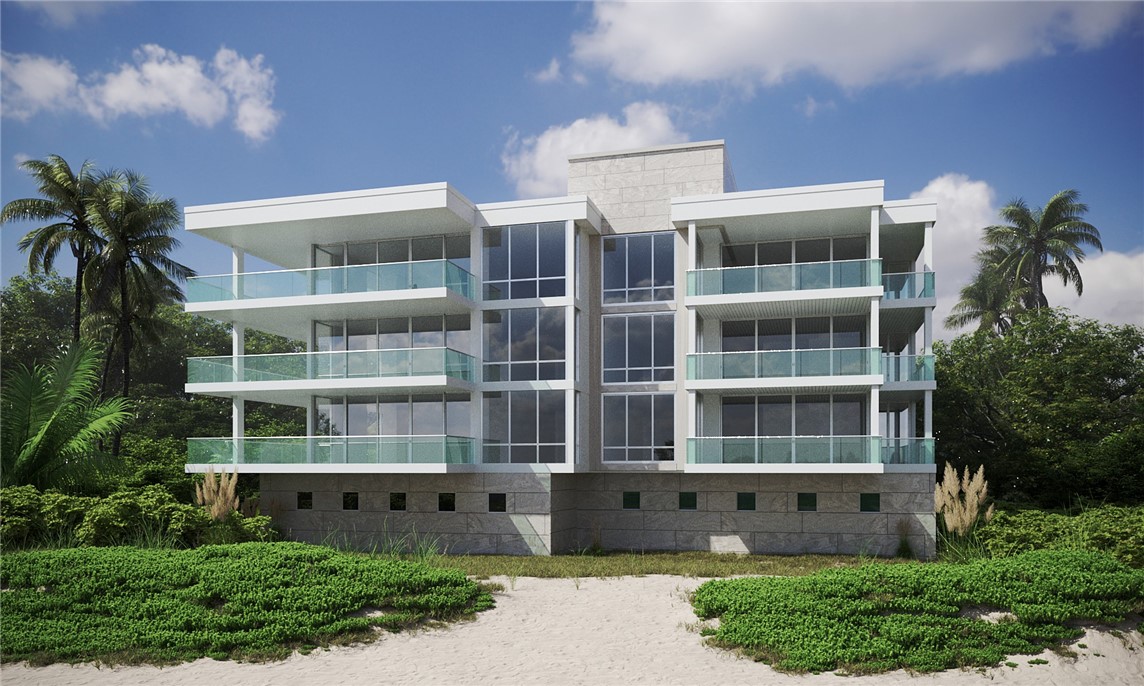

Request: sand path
left=3, top=575, right=1141, bottom=685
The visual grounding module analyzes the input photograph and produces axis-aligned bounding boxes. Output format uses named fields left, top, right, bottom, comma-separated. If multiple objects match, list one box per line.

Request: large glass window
left=314, top=394, right=470, bottom=436
left=484, top=222, right=566, bottom=300
left=482, top=390, right=566, bottom=464
left=721, top=236, right=867, bottom=267
left=316, top=235, right=469, bottom=268
left=483, top=308, right=565, bottom=381
left=720, top=394, right=867, bottom=436
left=602, top=233, right=674, bottom=303
left=602, top=393, right=675, bottom=462
left=602, top=313, right=673, bottom=383
left=316, top=316, right=470, bottom=352
left=718, top=316, right=867, bottom=352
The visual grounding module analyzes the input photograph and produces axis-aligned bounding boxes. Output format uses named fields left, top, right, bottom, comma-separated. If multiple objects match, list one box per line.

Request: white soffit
left=477, top=195, right=603, bottom=233
left=185, top=183, right=477, bottom=269
left=672, top=180, right=885, bottom=227
left=881, top=198, right=937, bottom=226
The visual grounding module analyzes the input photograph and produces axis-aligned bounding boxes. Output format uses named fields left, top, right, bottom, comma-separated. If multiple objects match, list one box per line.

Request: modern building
left=184, top=140, right=938, bottom=558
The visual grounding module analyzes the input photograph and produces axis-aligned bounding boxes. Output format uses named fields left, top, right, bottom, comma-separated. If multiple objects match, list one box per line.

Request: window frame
left=601, top=232, right=676, bottom=304
left=602, top=392, right=675, bottom=462
left=601, top=312, right=674, bottom=383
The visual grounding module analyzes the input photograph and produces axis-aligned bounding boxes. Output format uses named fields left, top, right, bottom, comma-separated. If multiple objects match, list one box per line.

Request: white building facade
left=184, top=141, right=938, bottom=557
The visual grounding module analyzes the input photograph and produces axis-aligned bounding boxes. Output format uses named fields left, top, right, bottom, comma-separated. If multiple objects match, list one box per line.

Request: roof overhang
left=476, top=195, right=603, bottom=234
left=672, top=180, right=885, bottom=228
left=185, top=183, right=477, bottom=269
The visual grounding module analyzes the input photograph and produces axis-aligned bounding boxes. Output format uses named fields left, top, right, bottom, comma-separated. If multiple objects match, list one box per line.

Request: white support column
left=470, top=221, right=484, bottom=462
left=924, top=308, right=934, bottom=355
left=565, top=388, right=577, bottom=466
left=686, top=221, right=697, bottom=270
left=870, top=296, right=880, bottom=352
left=923, top=221, right=934, bottom=272
left=869, top=387, right=880, bottom=460
left=231, top=248, right=245, bottom=464
left=869, top=208, right=880, bottom=263
left=924, top=390, right=933, bottom=438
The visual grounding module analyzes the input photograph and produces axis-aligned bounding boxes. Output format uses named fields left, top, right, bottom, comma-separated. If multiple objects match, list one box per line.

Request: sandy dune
left=4, top=575, right=1141, bottom=685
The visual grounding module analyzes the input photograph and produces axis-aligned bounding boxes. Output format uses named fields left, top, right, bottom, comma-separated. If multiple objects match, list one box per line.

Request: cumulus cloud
left=909, top=173, right=998, bottom=340
left=13, top=152, right=32, bottom=167
left=1043, top=250, right=1144, bottom=328
left=16, top=1, right=113, bottom=29
left=501, top=101, right=688, bottom=198
left=798, top=96, right=835, bottom=118
left=572, top=2, right=1139, bottom=89
left=532, top=58, right=563, bottom=83
left=0, top=44, right=281, bottom=143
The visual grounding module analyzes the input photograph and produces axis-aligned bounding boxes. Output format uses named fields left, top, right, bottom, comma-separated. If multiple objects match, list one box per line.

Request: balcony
left=882, top=354, right=935, bottom=384
left=187, top=259, right=476, bottom=303
left=686, top=348, right=881, bottom=392
left=188, top=348, right=475, bottom=384
left=687, top=259, right=881, bottom=297
left=882, top=271, right=934, bottom=300
left=187, top=435, right=477, bottom=469
left=686, top=436, right=935, bottom=467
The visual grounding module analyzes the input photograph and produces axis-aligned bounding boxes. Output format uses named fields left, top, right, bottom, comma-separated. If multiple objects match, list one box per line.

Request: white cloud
left=909, top=173, right=998, bottom=340
left=0, top=44, right=281, bottom=143
left=0, top=53, right=80, bottom=120
left=13, top=152, right=32, bottom=167
left=1043, top=250, right=1144, bottom=328
left=501, top=101, right=688, bottom=198
left=572, top=2, right=1139, bottom=89
left=17, top=1, right=112, bottom=29
left=532, top=58, right=563, bottom=83
left=798, top=96, right=835, bottom=118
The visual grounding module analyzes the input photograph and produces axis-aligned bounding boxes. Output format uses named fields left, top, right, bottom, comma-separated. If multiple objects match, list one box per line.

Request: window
left=622, top=491, right=641, bottom=510
left=603, top=394, right=674, bottom=462
left=602, top=313, right=673, bottom=382
left=720, top=395, right=868, bottom=437
left=484, top=222, right=566, bottom=300
left=313, top=394, right=470, bottom=439
left=389, top=492, right=407, bottom=511
left=438, top=492, right=456, bottom=512
left=860, top=493, right=881, bottom=513
left=483, top=308, right=565, bottom=381
left=679, top=492, right=698, bottom=510
left=737, top=492, right=756, bottom=511
left=602, top=233, right=674, bottom=303
left=797, top=493, right=817, bottom=512
left=489, top=493, right=507, bottom=513
left=343, top=492, right=359, bottom=510
left=721, top=237, right=867, bottom=267
left=483, top=391, right=566, bottom=464
left=297, top=492, right=313, bottom=510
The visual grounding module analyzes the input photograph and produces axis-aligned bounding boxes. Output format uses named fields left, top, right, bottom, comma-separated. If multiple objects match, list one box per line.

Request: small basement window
left=797, top=492, right=817, bottom=512
left=297, top=492, right=313, bottom=510
left=679, top=491, right=698, bottom=510
left=622, top=491, right=641, bottom=510
left=489, top=493, right=507, bottom=513
left=737, top=492, right=756, bottom=511
left=860, top=493, right=881, bottom=513
left=342, top=492, right=359, bottom=511
left=389, top=492, right=407, bottom=511
left=438, top=492, right=456, bottom=512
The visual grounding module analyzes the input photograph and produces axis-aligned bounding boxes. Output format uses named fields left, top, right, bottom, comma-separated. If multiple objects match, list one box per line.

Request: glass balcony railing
left=882, top=354, right=935, bottom=383
left=880, top=438, right=935, bottom=465
left=882, top=271, right=935, bottom=300
left=187, top=348, right=475, bottom=384
left=687, top=259, right=881, bottom=297
left=187, top=436, right=477, bottom=466
left=185, top=260, right=476, bottom=303
left=687, top=436, right=935, bottom=465
left=688, top=347, right=880, bottom=380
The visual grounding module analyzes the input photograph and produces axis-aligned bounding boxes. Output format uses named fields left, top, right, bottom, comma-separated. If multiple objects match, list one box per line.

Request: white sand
left=3, top=575, right=1141, bottom=685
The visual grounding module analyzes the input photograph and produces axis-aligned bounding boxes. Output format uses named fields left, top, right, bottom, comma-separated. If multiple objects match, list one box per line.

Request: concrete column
left=924, top=390, right=933, bottom=439
left=923, top=221, right=934, bottom=271
left=686, top=221, right=697, bottom=270
left=565, top=388, right=577, bottom=465
left=869, top=208, right=880, bottom=261
left=924, top=308, right=934, bottom=355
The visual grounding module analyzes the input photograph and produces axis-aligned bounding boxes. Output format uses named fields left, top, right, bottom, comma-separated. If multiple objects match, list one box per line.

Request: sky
left=2, top=0, right=1142, bottom=338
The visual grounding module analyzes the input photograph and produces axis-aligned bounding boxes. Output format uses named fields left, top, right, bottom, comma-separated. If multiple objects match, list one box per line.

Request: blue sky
left=2, top=1, right=1142, bottom=336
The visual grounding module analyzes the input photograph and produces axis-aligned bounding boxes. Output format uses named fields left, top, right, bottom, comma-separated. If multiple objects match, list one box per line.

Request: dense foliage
left=935, top=309, right=1144, bottom=507
left=978, top=506, right=1144, bottom=568
left=0, top=542, right=495, bottom=665
left=692, top=550, right=1144, bottom=674
left=0, top=484, right=273, bottom=549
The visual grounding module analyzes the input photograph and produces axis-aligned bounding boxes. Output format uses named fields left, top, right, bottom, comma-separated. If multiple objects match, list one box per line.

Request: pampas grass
left=935, top=463, right=995, bottom=537
left=195, top=467, right=239, bottom=521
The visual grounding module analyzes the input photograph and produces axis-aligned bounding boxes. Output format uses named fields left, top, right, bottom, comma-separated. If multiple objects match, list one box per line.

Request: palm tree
left=0, top=343, right=133, bottom=491
left=1, top=155, right=116, bottom=342
left=84, top=171, right=194, bottom=400
left=983, top=189, right=1102, bottom=309
left=945, top=248, right=1028, bottom=335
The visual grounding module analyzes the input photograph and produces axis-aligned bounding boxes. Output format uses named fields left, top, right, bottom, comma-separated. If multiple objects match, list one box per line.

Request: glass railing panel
left=882, top=271, right=935, bottom=300
left=187, top=436, right=477, bottom=465
left=880, top=438, right=935, bottom=464
left=687, top=348, right=879, bottom=380
left=186, top=260, right=476, bottom=303
left=187, top=348, right=474, bottom=384
left=687, top=259, right=880, bottom=296
left=883, top=354, right=935, bottom=383
left=686, top=437, right=878, bottom=464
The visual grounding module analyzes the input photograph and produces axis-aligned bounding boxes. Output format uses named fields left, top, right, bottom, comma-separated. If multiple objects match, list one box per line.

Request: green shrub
left=977, top=506, right=1144, bottom=567
left=1, top=485, right=275, bottom=549
left=0, top=542, right=495, bottom=665
left=693, top=550, right=1144, bottom=674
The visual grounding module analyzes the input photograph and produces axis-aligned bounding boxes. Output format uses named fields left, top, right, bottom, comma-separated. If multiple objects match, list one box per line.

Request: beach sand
left=4, top=575, right=1141, bottom=685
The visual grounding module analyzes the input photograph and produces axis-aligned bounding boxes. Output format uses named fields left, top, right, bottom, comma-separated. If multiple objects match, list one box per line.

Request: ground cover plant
left=691, top=550, right=1144, bottom=674
left=977, top=505, right=1144, bottom=568
left=0, top=542, right=494, bottom=665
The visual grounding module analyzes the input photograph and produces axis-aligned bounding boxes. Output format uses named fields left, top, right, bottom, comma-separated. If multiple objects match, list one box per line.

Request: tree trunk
left=113, top=266, right=131, bottom=457
left=71, top=248, right=87, bottom=342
